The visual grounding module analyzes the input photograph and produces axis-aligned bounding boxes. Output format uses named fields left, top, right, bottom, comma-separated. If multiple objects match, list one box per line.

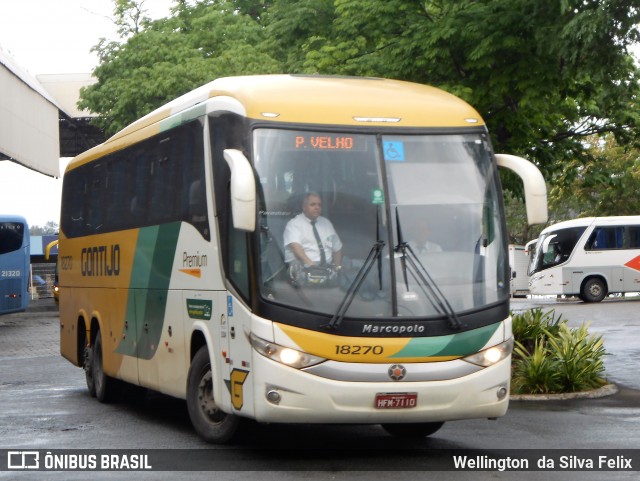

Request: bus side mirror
left=495, top=154, right=548, bottom=225
left=223, top=149, right=256, bottom=232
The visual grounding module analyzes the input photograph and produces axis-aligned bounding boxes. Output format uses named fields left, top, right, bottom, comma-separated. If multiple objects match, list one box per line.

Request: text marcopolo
left=362, top=323, right=425, bottom=335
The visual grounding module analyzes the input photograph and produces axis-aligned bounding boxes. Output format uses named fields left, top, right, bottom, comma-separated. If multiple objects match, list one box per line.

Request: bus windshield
left=254, top=128, right=508, bottom=320
left=0, top=222, right=25, bottom=255
left=0, top=219, right=29, bottom=315
left=528, top=226, right=587, bottom=276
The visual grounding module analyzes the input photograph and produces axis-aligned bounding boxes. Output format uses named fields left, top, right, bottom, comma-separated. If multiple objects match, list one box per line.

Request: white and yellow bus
left=59, top=75, right=547, bottom=443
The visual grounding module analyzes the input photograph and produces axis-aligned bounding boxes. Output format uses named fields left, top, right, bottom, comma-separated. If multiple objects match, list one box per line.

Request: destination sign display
left=285, top=132, right=368, bottom=152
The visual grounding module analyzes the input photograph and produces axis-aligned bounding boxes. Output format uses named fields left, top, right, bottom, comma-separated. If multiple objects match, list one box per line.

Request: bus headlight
left=462, top=338, right=513, bottom=367
left=250, top=334, right=326, bottom=369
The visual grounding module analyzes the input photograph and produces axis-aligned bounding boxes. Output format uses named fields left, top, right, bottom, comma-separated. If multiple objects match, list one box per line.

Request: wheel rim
left=197, top=370, right=226, bottom=424
left=589, top=283, right=602, bottom=297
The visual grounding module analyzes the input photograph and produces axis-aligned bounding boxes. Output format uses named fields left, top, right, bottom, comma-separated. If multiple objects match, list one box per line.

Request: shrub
left=511, top=309, right=608, bottom=394
left=511, top=308, right=562, bottom=358
left=546, top=323, right=607, bottom=392
left=512, top=338, right=561, bottom=394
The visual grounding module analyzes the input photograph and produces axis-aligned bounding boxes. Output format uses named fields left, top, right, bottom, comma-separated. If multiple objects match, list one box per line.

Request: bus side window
left=86, top=163, right=104, bottom=231
left=586, top=227, right=624, bottom=250
left=209, top=113, right=251, bottom=301
left=61, top=169, right=85, bottom=237
left=628, top=226, right=640, bottom=248
left=182, top=122, right=209, bottom=240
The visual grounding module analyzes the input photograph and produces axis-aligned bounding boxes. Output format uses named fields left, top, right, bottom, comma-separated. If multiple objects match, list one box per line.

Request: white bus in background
left=508, top=245, right=529, bottom=298
left=528, top=216, right=640, bottom=302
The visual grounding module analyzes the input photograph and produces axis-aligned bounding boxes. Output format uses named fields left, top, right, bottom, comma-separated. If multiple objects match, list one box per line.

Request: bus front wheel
left=187, top=346, right=239, bottom=443
left=381, top=422, right=445, bottom=438
left=581, top=278, right=607, bottom=303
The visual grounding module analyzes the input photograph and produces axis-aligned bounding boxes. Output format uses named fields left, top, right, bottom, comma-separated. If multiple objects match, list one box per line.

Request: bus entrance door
left=219, top=293, right=253, bottom=416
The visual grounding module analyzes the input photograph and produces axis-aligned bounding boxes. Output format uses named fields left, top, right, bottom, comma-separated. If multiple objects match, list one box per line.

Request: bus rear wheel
left=187, top=346, right=239, bottom=443
left=581, top=278, right=607, bottom=303
left=83, top=342, right=96, bottom=397
left=92, top=329, right=117, bottom=402
left=381, top=422, right=445, bottom=438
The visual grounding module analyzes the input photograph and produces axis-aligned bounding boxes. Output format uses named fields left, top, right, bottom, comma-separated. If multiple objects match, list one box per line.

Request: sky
left=0, top=0, right=176, bottom=228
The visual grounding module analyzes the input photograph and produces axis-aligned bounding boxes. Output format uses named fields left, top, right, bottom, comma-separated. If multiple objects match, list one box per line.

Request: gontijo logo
left=81, top=244, right=121, bottom=276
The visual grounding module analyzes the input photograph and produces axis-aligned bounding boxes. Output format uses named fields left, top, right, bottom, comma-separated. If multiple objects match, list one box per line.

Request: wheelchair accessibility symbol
left=383, top=141, right=405, bottom=161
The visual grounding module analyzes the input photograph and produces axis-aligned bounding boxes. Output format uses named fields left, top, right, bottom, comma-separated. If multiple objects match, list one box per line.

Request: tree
left=112, top=0, right=150, bottom=37
left=79, top=0, right=281, bottom=134
left=79, top=0, right=640, bottom=241
left=280, top=0, right=640, bottom=190
left=29, top=221, right=59, bottom=236
left=505, top=135, right=640, bottom=244
left=549, top=135, right=640, bottom=217
left=263, top=0, right=336, bottom=72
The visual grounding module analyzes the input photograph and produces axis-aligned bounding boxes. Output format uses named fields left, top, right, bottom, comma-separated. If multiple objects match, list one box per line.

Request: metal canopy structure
left=0, top=49, right=105, bottom=177
left=37, top=73, right=105, bottom=159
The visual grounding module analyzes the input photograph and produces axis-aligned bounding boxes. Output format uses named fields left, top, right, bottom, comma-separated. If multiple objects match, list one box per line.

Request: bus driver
left=283, top=192, right=343, bottom=270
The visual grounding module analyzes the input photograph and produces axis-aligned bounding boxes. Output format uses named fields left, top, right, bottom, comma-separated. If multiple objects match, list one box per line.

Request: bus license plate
left=375, top=393, right=418, bottom=409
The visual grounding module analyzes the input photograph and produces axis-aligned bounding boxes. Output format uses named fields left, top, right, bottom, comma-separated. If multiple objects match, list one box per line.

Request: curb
left=510, top=383, right=619, bottom=401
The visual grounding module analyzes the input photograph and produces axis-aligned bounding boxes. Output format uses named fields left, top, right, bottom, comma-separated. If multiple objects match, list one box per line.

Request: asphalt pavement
left=1, top=296, right=640, bottom=480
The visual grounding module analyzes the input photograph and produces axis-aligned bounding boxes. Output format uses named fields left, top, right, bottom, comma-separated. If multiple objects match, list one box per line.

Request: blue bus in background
left=0, top=215, right=30, bottom=314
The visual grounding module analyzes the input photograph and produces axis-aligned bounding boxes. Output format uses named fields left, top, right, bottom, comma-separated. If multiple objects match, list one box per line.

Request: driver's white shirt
left=283, top=214, right=342, bottom=264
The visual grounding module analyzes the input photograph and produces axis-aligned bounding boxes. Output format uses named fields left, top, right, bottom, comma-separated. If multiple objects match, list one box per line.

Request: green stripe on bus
left=390, top=323, right=501, bottom=358
left=160, top=104, right=207, bottom=132
left=117, top=223, right=181, bottom=359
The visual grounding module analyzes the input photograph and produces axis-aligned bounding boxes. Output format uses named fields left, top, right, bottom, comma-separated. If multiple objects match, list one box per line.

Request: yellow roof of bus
left=67, top=75, right=485, bottom=171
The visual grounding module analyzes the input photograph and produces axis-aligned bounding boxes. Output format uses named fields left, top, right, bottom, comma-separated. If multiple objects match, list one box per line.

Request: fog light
left=497, top=386, right=508, bottom=400
left=266, top=389, right=281, bottom=405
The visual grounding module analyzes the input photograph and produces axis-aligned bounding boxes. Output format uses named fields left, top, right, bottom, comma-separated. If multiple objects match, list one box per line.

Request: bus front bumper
left=249, top=354, right=511, bottom=424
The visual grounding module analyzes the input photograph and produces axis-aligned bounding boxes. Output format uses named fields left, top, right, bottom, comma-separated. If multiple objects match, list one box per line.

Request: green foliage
left=512, top=308, right=562, bottom=354
left=511, top=309, right=608, bottom=394
left=546, top=323, right=607, bottom=393
left=548, top=135, right=640, bottom=218
left=79, top=0, right=281, bottom=134
left=512, top=338, right=562, bottom=394
left=506, top=134, right=640, bottom=243
left=79, top=0, right=640, bottom=223
left=503, top=191, right=547, bottom=245
left=29, top=221, right=59, bottom=236
left=271, top=0, right=640, bottom=190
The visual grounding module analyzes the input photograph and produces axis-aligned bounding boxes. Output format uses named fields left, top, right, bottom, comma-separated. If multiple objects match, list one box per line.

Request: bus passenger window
left=627, top=226, right=640, bottom=248
left=586, top=227, right=624, bottom=250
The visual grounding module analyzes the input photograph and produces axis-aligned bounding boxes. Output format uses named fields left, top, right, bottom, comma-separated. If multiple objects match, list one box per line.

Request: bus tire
left=92, top=329, right=117, bottom=403
left=187, top=346, right=239, bottom=444
left=581, top=278, right=606, bottom=303
left=83, top=343, right=96, bottom=397
left=381, top=422, right=444, bottom=438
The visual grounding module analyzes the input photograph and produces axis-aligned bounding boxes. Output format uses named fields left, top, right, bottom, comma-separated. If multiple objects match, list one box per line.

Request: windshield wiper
left=395, top=243, right=462, bottom=330
left=325, top=240, right=385, bottom=330
left=394, top=209, right=462, bottom=330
